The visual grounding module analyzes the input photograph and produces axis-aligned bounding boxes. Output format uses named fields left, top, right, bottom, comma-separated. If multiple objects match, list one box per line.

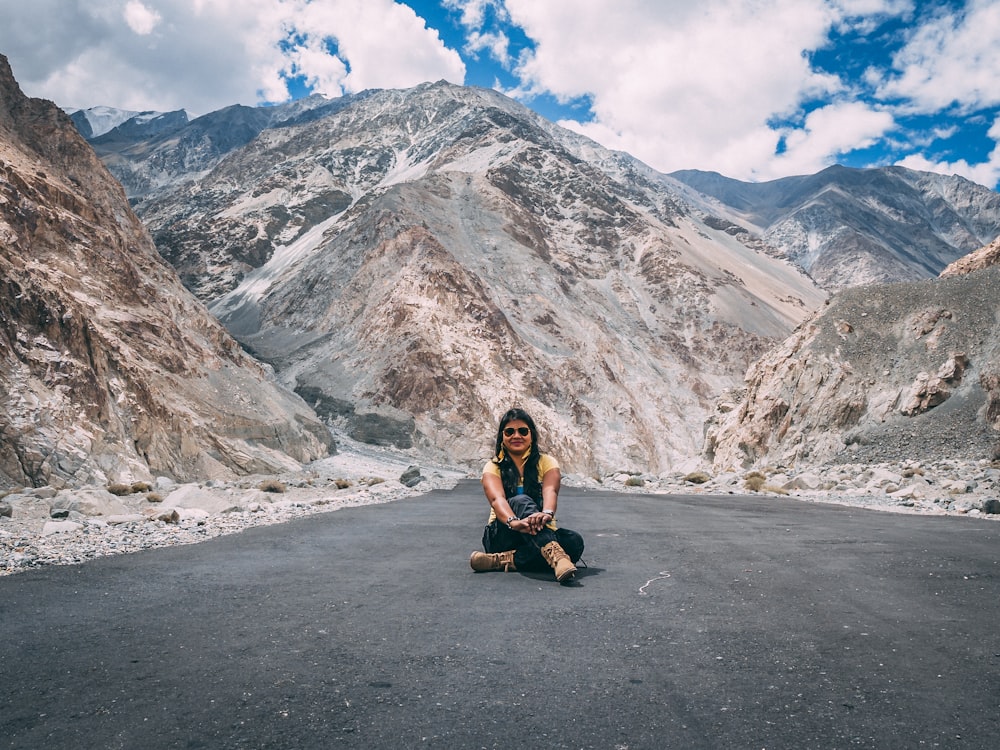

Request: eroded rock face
left=0, top=55, right=331, bottom=488
left=705, top=265, right=1000, bottom=469
left=939, top=236, right=1000, bottom=277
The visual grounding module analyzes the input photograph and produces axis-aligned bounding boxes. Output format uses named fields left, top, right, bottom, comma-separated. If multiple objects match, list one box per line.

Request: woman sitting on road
left=470, top=408, right=584, bottom=582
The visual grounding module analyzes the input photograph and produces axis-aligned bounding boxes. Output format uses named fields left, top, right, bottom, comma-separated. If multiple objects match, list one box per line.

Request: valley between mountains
left=4, top=53, right=1000, bottom=505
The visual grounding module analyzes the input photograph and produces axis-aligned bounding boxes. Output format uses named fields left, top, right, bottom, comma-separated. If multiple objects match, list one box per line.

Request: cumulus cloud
left=768, top=101, right=896, bottom=178
left=278, top=0, right=464, bottom=95
left=443, top=0, right=505, bottom=30
left=472, top=0, right=997, bottom=186
left=498, top=0, right=877, bottom=179
left=124, top=1, right=162, bottom=35
left=0, top=0, right=464, bottom=113
left=896, top=117, right=1000, bottom=190
left=879, top=0, right=1000, bottom=112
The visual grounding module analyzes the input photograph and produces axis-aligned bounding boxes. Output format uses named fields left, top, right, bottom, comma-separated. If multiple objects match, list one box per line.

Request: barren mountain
left=671, top=166, right=1000, bottom=290
left=705, top=258, right=1000, bottom=470
left=74, top=81, right=1000, bottom=476
left=83, top=94, right=365, bottom=203
left=131, top=81, right=825, bottom=473
left=0, top=55, right=331, bottom=489
left=85, top=100, right=1000, bottom=301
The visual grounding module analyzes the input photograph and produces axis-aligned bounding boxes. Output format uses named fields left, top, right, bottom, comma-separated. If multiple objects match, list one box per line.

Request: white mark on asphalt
left=638, top=571, right=671, bottom=595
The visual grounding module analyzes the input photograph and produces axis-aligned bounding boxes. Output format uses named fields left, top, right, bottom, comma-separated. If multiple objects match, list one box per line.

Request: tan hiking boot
left=470, top=549, right=517, bottom=572
left=539, top=541, right=577, bottom=582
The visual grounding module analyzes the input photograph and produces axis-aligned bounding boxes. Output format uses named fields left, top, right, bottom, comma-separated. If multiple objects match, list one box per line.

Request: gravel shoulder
left=2, top=438, right=998, bottom=576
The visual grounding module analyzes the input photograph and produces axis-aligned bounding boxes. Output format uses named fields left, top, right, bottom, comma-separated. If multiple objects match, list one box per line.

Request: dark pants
left=481, top=494, right=585, bottom=572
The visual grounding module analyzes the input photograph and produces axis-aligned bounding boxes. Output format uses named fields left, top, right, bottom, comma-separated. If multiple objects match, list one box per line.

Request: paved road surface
left=2, top=481, right=998, bottom=749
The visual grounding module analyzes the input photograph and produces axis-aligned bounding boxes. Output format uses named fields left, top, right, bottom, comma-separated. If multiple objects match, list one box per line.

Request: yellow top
left=482, top=453, right=560, bottom=527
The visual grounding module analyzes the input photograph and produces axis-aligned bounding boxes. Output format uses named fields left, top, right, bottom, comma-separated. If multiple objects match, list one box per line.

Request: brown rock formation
left=705, top=269, right=1000, bottom=469
left=939, top=236, right=1000, bottom=277
left=0, top=55, right=330, bottom=488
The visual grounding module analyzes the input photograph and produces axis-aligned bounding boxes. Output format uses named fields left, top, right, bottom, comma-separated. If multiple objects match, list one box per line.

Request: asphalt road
left=2, top=481, right=998, bottom=750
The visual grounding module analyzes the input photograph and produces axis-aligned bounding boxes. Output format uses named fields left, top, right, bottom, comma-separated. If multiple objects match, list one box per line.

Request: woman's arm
left=540, top=467, right=561, bottom=519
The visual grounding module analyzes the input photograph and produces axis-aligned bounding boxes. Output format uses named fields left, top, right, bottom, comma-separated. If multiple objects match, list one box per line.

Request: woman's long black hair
left=492, top=408, right=542, bottom=503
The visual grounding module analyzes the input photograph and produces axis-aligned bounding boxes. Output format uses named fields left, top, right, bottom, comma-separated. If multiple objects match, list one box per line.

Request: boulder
left=71, top=489, right=133, bottom=518
left=176, top=507, right=211, bottom=523
left=41, top=520, right=83, bottom=536
left=783, top=473, right=822, bottom=491
left=163, top=484, right=241, bottom=514
left=400, top=466, right=424, bottom=488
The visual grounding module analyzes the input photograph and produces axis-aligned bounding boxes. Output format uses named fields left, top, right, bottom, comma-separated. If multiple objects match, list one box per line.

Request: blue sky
left=1, top=0, right=999, bottom=189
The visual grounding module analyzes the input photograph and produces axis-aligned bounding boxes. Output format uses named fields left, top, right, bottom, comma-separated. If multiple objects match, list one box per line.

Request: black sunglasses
left=503, top=426, right=530, bottom=437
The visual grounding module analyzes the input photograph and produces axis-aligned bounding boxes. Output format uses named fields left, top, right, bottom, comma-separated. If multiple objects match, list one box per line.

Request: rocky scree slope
left=0, top=55, right=331, bottom=489
left=670, top=165, right=1000, bottom=291
left=706, top=255, right=1000, bottom=470
left=133, top=81, right=825, bottom=474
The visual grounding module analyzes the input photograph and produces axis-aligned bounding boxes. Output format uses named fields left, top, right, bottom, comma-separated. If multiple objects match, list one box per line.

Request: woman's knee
left=557, top=529, right=585, bottom=562
left=507, top=494, right=540, bottom=517
left=483, top=522, right=519, bottom=553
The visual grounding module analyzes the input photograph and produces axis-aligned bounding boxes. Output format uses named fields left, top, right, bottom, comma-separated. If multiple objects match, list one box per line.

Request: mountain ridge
left=670, top=166, right=1000, bottom=289
left=80, top=93, right=373, bottom=203
left=74, top=86, right=1000, bottom=298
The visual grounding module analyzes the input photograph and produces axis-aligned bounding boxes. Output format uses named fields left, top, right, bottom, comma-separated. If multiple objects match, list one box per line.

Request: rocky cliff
left=705, top=252, right=1000, bottom=470
left=939, top=235, right=1000, bottom=277
left=0, top=55, right=331, bottom=489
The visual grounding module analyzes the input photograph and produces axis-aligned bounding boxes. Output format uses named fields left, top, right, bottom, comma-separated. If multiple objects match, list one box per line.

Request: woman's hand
left=510, top=517, right=533, bottom=535
left=512, top=512, right=549, bottom=534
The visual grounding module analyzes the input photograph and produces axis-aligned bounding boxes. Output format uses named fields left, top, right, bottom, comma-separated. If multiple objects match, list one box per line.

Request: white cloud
left=830, top=0, right=914, bottom=26
left=879, top=0, right=1000, bottom=112
left=0, top=0, right=465, bottom=113
left=499, top=0, right=883, bottom=179
left=767, top=101, right=895, bottom=178
left=465, top=30, right=512, bottom=66
left=280, top=0, right=465, bottom=95
left=124, top=1, right=162, bottom=35
left=444, top=0, right=507, bottom=31
left=896, top=116, right=1000, bottom=189
left=444, top=0, right=513, bottom=64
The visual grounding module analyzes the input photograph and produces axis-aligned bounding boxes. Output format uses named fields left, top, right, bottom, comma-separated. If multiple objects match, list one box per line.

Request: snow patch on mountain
left=379, top=148, right=429, bottom=187
left=210, top=213, right=343, bottom=327
left=65, top=105, right=141, bottom=137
